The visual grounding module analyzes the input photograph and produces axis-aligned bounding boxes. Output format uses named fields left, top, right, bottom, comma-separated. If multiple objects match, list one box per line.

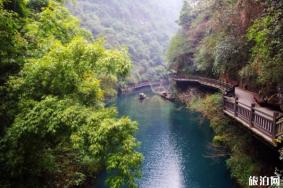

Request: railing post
left=272, top=112, right=279, bottom=138
left=234, top=97, right=238, bottom=117
left=250, top=103, right=255, bottom=127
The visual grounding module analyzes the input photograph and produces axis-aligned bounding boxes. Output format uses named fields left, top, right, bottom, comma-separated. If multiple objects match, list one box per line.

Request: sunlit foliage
left=246, top=8, right=283, bottom=91
left=0, top=0, right=142, bottom=187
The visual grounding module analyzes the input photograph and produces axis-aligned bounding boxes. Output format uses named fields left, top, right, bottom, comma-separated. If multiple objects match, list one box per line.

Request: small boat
left=139, top=93, right=146, bottom=100
left=160, top=91, right=175, bottom=101
left=161, top=92, right=168, bottom=97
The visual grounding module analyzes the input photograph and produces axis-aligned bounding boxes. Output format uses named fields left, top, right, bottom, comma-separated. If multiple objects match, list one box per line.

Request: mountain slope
left=67, top=0, right=182, bottom=82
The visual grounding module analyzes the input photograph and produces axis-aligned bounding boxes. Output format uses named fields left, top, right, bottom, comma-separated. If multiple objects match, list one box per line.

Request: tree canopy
left=0, top=0, right=142, bottom=187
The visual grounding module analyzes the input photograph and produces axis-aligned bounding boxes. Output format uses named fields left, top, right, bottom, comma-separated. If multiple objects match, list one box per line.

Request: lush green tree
left=1, top=36, right=141, bottom=188
left=1, top=97, right=141, bottom=187
left=246, top=7, right=283, bottom=93
left=0, top=1, right=26, bottom=84
left=0, top=1, right=142, bottom=187
left=193, top=34, right=222, bottom=77
left=24, top=0, right=92, bottom=58
left=0, top=0, right=28, bottom=132
left=214, top=36, right=248, bottom=80
left=27, top=0, right=49, bottom=11
left=2, top=0, right=28, bottom=16
left=167, top=32, right=192, bottom=68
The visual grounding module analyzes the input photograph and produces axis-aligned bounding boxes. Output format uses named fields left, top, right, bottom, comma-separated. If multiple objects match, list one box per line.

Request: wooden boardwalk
left=173, top=75, right=234, bottom=93
left=174, top=75, right=283, bottom=146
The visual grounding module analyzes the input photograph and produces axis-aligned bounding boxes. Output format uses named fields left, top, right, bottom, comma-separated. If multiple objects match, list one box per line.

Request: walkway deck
left=174, top=75, right=283, bottom=146
left=173, top=75, right=234, bottom=92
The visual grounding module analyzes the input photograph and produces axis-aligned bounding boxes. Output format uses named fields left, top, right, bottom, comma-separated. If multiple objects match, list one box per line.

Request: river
left=114, top=88, right=235, bottom=188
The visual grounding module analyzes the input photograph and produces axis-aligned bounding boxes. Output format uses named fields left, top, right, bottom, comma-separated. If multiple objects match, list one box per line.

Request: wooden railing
left=173, top=75, right=234, bottom=92
left=223, top=96, right=283, bottom=139
left=276, top=119, right=283, bottom=137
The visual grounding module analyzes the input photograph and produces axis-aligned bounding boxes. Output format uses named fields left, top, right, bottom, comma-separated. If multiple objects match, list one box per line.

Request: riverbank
left=175, top=90, right=280, bottom=187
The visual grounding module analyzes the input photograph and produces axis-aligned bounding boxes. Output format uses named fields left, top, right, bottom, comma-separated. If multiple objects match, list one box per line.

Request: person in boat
left=139, top=93, right=146, bottom=100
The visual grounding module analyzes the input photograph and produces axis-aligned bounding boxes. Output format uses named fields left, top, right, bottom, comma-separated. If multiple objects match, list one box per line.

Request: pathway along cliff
left=111, top=88, right=235, bottom=187
left=173, top=75, right=283, bottom=146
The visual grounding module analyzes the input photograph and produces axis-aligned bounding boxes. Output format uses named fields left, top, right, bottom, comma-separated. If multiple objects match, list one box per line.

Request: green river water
left=112, top=88, right=235, bottom=188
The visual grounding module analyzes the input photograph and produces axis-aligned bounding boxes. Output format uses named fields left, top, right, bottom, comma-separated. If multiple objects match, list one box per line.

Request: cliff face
left=168, top=0, right=283, bottom=110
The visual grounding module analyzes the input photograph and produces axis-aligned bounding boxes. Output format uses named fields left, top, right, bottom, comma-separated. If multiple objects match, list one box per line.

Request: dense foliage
left=0, top=0, right=142, bottom=187
left=168, top=0, right=283, bottom=106
left=67, top=0, right=182, bottom=83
